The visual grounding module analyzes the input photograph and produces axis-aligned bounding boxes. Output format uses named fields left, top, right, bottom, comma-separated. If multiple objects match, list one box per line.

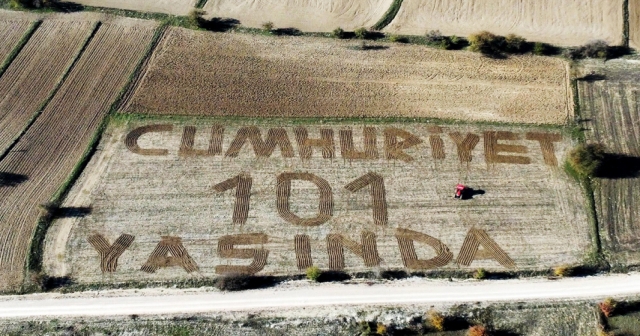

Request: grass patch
left=195, top=0, right=208, bottom=9
left=371, top=0, right=404, bottom=30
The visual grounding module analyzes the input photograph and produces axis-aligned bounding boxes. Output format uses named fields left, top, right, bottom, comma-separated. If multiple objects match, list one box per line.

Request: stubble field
left=384, top=0, right=623, bottom=47
left=71, top=0, right=197, bottom=16
left=578, top=61, right=640, bottom=267
left=124, top=27, right=572, bottom=125
left=43, top=119, right=591, bottom=283
left=0, top=20, right=33, bottom=66
left=203, top=0, right=394, bottom=32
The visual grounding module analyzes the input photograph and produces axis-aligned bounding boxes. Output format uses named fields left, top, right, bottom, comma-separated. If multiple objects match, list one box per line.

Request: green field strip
left=371, top=0, right=404, bottom=30
left=0, top=22, right=101, bottom=164
left=0, top=20, right=41, bottom=79
left=195, top=0, right=208, bottom=9
left=624, top=0, right=630, bottom=48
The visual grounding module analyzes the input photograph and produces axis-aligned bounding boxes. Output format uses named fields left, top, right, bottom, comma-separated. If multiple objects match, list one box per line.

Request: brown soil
left=216, top=233, right=269, bottom=275
left=0, top=20, right=33, bottom=66
left=294, top=127, right=335, bottom=160
left=225, top=127, right=295, bottom=158
left=125, top=27, right=572, bottom=125
left=326, top=231, right=381, bottom=270
left=294, top=234, right=313, bottom=270
left=125, top=124, right=173, bottom=156
left=141, top=236, right=199, bottom=273
left=213, top=174, right=253, bottom=226
left=456, top=228, right=516, bottom=269
left=0, top=18, right=158, bottom=291
left=484, top=131, right=532, bottom=165
left=344, top=172, right=388, bottom=227
left=449, top=132, right=480, bottom=163
left=87, top=234, right=135, bottom=273
left=339, top=128, right=378, bottom=160
left=0, top=20, right=96, bottom=156
left=179, top=125, right=224, bottom=156
left=395, top=228, right=453, bottom=270
left=276, top=172, right=333, bottom=226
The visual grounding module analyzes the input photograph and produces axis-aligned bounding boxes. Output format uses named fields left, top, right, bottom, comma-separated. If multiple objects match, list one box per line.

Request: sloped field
left=0, top=20, right=97, bottom=157
left=0, top=18, right=158, bottom=291
left=385, top=0, right=623, bottom=47
left=125, top=27, right=572, bottom=125
left=43, top=119, right=591, bottom=283
left=0, top=20, right=34, bottom=66
left=203, top=0, right=393, bottom=32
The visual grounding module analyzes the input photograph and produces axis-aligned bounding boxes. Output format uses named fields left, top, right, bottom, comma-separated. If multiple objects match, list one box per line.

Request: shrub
left=473, top=268, right=486, bottom=280
left=261, top=21, right=274, bottom=32
left=598, top=297, right=617, bottom=317
left=389, top=34, right=406, bottom=43
left=306, top=266, right=322, bottom=281
left=425, top=30, right=445, bottom=43
left=504, top=34, right=526, bottom=53
left=596, top=326, right=614, bottom=336
left=450, top=35, right=460, bottom=45
left=332, top=27, right=346, bottom=39
left=568, top=143, right=606, bottom=177
left=582, top=40, right=609, bottom=59
left=468, top=31, right=504, bottom=55
left=376, top=323, right=388, bottom=335
left=187, top=9, right=206, bottom=28
left=427, top=310, right=445, bottom=331
left=533, top=42, right=547, bottom=55
left=553, top=265, right=571, bottom=277
left=468, top=325, right=489, bottom=336
left=355, top=27, right=369, bottom=39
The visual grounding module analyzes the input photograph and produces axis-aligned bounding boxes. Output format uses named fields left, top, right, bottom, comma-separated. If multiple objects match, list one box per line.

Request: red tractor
left=454, top=184, right=467, bottom=199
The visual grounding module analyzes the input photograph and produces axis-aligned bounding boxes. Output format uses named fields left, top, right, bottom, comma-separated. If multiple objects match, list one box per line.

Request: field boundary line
left=624, top=0, right=630, bottom=48
left=114, top=24, right=168, bottom=113
left=0, top=20, right=41, bottom=79
left=371, top=0, right=404, bottom=30
left=0, top=21, right=102, bottom=164
left=22, top=23, right=166, bottom=290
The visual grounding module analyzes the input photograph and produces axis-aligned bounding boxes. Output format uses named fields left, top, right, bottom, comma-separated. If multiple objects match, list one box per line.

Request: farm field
left=631, top=0, right=640, bottom=49
left=578, top=60, right=640, bottom=267
left=71, top=0, right=197, bottom=16
left=203, top=0, right=393, bottom=32
left=0, top=20, right=97, bottom=156
left=0, top=20, right=34, bottom=68
left=43, top=118, right=591, bottom=284
left=124, top=27, right=572, bottom=125
left=384, top=0, right=623, bottom=47
left=0, top=17, right=158, bottom=291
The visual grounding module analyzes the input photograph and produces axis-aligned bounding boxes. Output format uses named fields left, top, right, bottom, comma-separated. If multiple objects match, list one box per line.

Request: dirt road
left=0, top=274, right=638, bottom=318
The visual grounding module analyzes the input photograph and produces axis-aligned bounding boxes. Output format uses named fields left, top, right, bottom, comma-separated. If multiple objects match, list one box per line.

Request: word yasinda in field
left=125, top=124, right=563, bottom=165
left=88, top=171, right=515, bottom=276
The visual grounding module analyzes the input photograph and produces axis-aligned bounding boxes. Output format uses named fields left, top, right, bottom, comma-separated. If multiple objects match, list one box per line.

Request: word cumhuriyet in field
left=77, top=123, right=583, bottom=278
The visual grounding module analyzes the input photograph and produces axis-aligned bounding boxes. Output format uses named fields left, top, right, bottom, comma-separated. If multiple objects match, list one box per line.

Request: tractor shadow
left=0, top=172, right=28, bottom=187
left=461, top=188, right=485, bottom=200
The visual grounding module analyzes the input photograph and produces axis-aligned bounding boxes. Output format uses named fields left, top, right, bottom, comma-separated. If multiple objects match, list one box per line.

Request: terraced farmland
left=0, top=17, right=159, bottom=291
left=43, top=119, right=591, bottom=283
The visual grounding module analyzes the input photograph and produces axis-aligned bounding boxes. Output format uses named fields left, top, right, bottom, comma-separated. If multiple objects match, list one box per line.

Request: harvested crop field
left=71, top=0, right=197, bottom=16
left=0, top=20, right=34, bottom=67
left=578, top=60, right=640, bottom=266
left=124, top=27, right=572, bottom=125
left=43, top=118, right=591, bottom=283
left=0, top=20, right=97, bottom=156
left=0, top=18, right=159, bottom=291
left=384, top=0, right=623, bottom=47
left=203, top=0, right=393, bottom=32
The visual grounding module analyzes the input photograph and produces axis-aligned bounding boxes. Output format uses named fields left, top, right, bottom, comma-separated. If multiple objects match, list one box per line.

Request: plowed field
left=43, top=119, right=591, bottom=283
left=0, top=20, right=96, bottom=156
left=124, top=27, right=572, bottom=125
left=203, top=0, right=393, bottom=32
left=0, top=20, right=34, bottom=66
left=578, top=61, right=640, bottom=266
left=384, top=0, right=623, bottom=47
left=0, top=18, right=158, bottom=291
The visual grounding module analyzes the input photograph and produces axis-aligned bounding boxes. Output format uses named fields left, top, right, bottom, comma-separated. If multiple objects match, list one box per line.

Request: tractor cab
left=454, top=184, right=466, bottom=199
